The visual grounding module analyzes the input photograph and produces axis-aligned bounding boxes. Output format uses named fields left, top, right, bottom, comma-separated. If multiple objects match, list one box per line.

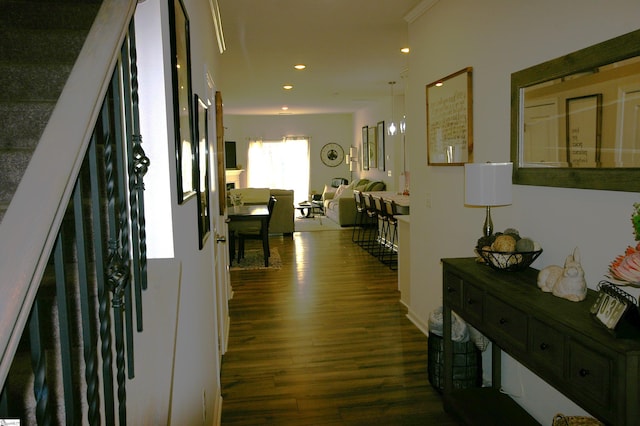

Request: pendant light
left=387, top=81, right=397, bottom=136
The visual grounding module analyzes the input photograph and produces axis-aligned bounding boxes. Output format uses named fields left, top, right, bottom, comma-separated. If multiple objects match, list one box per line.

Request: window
left=248, top=138, right=309, bottom=202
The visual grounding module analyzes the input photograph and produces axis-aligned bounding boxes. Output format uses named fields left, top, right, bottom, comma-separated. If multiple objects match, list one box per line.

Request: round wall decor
left=320, top=143, right=344, bottom=167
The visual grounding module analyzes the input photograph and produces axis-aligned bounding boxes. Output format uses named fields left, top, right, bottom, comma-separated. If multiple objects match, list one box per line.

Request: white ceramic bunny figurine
left=537, top=247, right=587, bottom=302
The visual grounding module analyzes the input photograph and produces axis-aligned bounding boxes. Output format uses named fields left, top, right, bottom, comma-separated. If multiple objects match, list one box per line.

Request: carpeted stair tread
left=0, top=102, right=55, bottom=148
left=0, top=28, right=92, bottom=64
left=0, top=150, right=32, bottom=204
left=0, top=63, right=74, bottom=102
left=0, top=1, right=100, bottom=30
left=0, top=0, right=101, bottom=3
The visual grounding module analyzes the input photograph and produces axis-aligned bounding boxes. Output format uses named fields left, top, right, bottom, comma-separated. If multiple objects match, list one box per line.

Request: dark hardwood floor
left=221, top=229, right=461, bottom=425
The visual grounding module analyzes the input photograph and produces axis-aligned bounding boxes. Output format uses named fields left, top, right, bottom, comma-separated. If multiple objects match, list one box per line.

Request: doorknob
left=216, top=234, right=226, bottom=243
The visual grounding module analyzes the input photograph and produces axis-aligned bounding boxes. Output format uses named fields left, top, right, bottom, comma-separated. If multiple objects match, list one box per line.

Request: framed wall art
left=426, top=67, right=473, bottom=166
left=215, top=90, right=226, bottom=215
left=377, top=121, right=385, bottom=171
left=362, top=125, right=369, bottom=170
left=169, top=0, right=195, bottom=203
left=566, top=94, right=602, bottom=167
left=194, top=94, right=211, bottom=249
left=368, top=125, right=377, bottom=169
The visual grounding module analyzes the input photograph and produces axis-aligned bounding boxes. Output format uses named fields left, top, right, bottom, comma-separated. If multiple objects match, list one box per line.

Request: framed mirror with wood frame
left=511, top=29, right=640, bottom=192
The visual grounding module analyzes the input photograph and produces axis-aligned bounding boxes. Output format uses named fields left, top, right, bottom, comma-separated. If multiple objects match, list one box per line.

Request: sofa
left=228, top=188, right=294, bottom=235
left=322, top=179, right=386, bottom=226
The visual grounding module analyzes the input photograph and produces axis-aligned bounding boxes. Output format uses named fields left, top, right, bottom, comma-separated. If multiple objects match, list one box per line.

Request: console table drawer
left=568, top=341, right=612, bottom=410
left=530, top=319, right=564, bottom=378
left=462, top=282, right=483, bottom=324
left=444, top=271, right=463, bottom=310
left=484, top=295, right=527, bottom=352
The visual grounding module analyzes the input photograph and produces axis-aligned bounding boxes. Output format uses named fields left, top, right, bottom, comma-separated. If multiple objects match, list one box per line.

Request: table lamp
left=464, top=162, right=513, bottom=237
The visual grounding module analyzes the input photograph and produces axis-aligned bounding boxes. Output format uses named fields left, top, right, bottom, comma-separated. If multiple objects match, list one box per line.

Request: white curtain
left=247, top=138, right=310, bottom=203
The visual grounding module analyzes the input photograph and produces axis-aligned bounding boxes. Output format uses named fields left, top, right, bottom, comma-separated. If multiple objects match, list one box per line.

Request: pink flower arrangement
left=608, top=204, right=640, bottom=285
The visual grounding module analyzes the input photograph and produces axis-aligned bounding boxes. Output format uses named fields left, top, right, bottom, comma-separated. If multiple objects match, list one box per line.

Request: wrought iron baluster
left=121, top=24, right=145, bottom=333
left=106, top=241, right=128, bottom=425
left=29, top=298, right=52, bottom=425
left=73, top=172, right=101, bottom=425
left=111, top=54, right=136, bottom=381
left=53, top=232, right=79, bottom=424
left=90, top=107, right=115, bottom=426
left=0, top=378, right=8, bottom=416
left=104, top=67, right=129, bottom=424
left=128, top=19, right=149, bottom=293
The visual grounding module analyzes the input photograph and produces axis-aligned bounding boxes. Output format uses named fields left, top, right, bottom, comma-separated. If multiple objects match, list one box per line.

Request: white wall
left=406, top=0, right=640, bottom=422
left=135, top=0, right=224, bottom=423
left=224, top=114, right=352, bottom=195
left=352, top=95, right=403, bottom=191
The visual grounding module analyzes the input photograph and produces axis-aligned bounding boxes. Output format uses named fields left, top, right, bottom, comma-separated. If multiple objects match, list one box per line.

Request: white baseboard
left=213, top=394, right=223, bottom=426
left=406, top=308, right=429, bottom=337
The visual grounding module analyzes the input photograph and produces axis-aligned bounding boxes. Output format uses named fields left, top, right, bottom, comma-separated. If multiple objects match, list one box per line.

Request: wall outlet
left=387, top=170, right=392, bottom=177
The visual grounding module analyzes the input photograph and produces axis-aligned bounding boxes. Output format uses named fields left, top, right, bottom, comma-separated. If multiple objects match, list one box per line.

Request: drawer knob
left=539, top=343, right=549, bottom=350
left=447, top=286, right=456, bottom=294
left=466, top=298, right=475, bottom=305
left=579, top=368, right=590, bottom=377
left=499, top=318, right=508, bottom=325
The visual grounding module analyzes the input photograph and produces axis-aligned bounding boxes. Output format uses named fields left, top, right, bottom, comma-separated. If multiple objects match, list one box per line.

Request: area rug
left=230, top=248, right=282, bottom=271
left=294, top=215, right=343, bottom=232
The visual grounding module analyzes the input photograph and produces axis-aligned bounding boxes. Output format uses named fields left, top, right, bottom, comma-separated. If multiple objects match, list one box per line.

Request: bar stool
left=382, top=199, right=398, bottom=269
left=373, top=195, right=389, bottom=260
left=363, top=193, right=379, bottom=253
left=352, top=190, right=366, bottom=244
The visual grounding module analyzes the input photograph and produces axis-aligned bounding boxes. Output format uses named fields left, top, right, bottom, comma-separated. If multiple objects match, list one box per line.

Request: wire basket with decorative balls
left=475, top=229, right=543, bottom=272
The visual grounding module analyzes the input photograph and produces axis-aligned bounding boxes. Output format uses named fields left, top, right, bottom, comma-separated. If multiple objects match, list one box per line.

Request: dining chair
left=238, top=196, right=277, bottom=264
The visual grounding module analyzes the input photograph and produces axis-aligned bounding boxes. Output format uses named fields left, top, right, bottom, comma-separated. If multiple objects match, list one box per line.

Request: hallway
left=220, top=230, right=460, bottom=425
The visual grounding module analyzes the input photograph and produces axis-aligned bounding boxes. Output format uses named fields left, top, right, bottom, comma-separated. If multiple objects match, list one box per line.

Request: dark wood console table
left=441, top=257, right=640, bottom=426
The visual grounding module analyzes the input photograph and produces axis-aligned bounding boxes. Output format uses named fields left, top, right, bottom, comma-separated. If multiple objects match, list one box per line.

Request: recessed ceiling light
left=281, top=106, right=289, bottom=111
left=283, top=85, right=293, bottom=90
left=401, top=47, right=410, bottom=54
left=294, top=64, right=306, bottom=70
left=435, top=82, right=443, bottom=87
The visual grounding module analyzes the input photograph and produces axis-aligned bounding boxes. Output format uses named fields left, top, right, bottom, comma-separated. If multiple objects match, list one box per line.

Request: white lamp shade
left=465, top=162, right=513, bottom=206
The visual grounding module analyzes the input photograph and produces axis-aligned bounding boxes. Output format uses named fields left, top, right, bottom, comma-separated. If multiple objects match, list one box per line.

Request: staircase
left=0, top=0, right=102, bottom=223
left=0, top=0, right=148, bottom=423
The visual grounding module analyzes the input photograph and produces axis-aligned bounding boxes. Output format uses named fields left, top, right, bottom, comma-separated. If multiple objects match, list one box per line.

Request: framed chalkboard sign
left=426, top=67, right=473, bottom=166
left=590, top=281, right=640, bottom=337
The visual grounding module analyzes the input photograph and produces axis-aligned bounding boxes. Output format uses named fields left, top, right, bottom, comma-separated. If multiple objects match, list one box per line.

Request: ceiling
left=217, top=0, right=422, bottom=116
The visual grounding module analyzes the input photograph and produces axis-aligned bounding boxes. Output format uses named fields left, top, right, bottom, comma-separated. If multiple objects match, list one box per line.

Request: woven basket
left=552, top=413, right=604, bottom=426
left=477, top=248, right=542, bottom=272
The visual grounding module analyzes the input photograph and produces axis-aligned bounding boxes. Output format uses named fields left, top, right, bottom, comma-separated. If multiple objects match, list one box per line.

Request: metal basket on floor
left=427, top=333, right=482, bottom=393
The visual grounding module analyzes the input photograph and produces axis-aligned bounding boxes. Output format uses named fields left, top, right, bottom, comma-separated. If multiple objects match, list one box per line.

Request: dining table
left=227, top=204, right=270, bottom=266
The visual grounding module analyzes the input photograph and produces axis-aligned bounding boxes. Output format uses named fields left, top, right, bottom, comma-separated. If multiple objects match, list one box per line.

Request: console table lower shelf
left=444, top=387, right=538, bottom=426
